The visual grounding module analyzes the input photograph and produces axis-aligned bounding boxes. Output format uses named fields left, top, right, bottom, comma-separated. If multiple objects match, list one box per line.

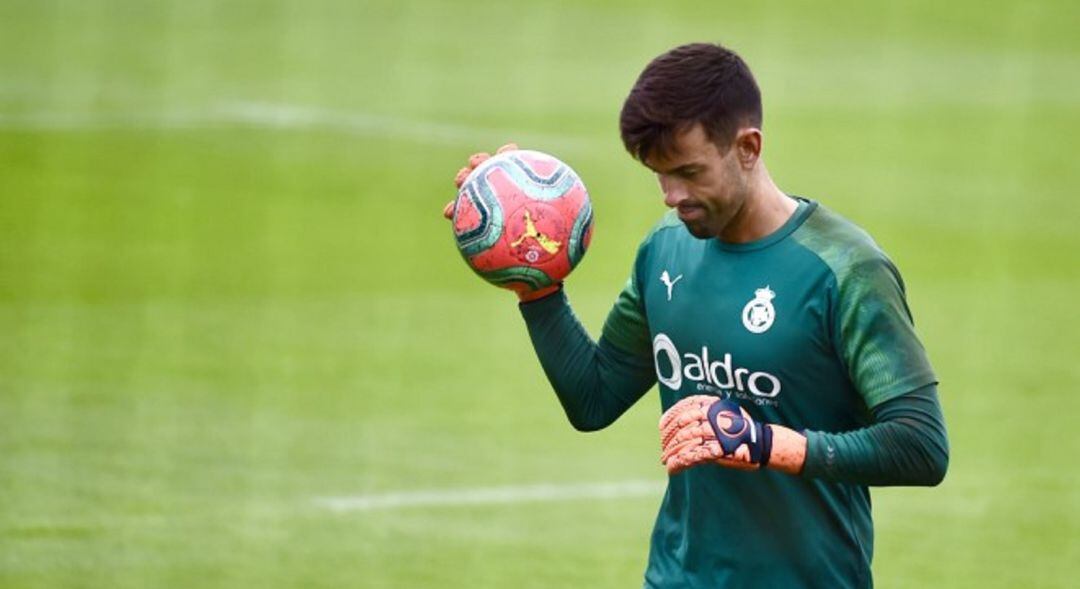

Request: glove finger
left=496, top=143, right=519, bottom=154
left=442, top=200, right=455, bottom=220
left=660, top=407, right=709, bottom=446
left=667, top=460, right=690, bottom=476
left=468, top=152, right=491, bottom=168
left=680, top=421, right=715, bottom=445
left=659, top=395, right=715, bottom=430
left=662, top=422, right=707, bottom=453
left=660, top=413, right=693, bottom=446
left=660, top=421, right=680, bottom=449
left=665, top=455, right=688, bottom=475
left=662, top=436, right=705, bottom=464
left=656, top=395, right=699, bottom=427
left=664, top=434, right=703, bottom=457
left=664, top=447, right=690, bottom=473
left=667, top=441, right=729, bottom=475
left=660, top=424, right=686, bottom=455
left=689, top=442, right=722, bottom=466
left=666, top=445, right=708, bottom=475
left=454, top=166, right=472, bottom=188
left=678, top=407, right=709, bottom=427
left=659, top=412, right=683, bottom=444
left=661, top=438, right=693, bottom=465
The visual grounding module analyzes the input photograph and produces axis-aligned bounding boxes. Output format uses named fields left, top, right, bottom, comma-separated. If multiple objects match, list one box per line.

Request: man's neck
left=719, top=171, right=796, bottom=244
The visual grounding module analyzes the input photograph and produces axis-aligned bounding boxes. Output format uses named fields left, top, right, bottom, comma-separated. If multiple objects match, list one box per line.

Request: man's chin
left=682, top=220, right=715, bottom=240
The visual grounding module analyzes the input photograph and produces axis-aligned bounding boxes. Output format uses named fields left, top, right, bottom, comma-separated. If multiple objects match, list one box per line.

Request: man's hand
left=445, top=142, right=518, bottom=199
left=442, top=143, right=560, bottom=302
left=659, top=395, right=773, bottom=475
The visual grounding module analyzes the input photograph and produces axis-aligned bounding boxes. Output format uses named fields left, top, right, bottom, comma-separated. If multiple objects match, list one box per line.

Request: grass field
left=2, top=0, right=1079, bottom=587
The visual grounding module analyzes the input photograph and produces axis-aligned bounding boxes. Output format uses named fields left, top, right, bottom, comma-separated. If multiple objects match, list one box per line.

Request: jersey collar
left=715, top=197, right=817, bottom=253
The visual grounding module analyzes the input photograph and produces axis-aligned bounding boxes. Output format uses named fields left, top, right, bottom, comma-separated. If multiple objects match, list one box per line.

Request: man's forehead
left=645, top=127, right=716, bottom=173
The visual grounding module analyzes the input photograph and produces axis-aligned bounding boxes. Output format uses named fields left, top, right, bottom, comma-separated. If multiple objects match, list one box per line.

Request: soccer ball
left=449, top=149, right=593, bottom=296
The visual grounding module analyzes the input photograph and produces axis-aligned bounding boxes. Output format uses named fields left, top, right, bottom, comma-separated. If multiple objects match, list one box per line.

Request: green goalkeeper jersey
left=598, top=198, right=936, bottom=587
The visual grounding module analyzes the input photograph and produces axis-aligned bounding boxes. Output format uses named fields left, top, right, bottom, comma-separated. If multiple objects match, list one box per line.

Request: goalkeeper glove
left=660, top=395, right=773, bottom=474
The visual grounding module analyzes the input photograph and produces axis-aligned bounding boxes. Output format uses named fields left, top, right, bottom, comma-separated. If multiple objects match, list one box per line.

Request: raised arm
left=520, top=281, right=656, bottom=431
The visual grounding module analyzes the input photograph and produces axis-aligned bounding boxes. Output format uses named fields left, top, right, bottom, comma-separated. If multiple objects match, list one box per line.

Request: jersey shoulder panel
left=790, top=204, right=888, bottom=279
left=791, top=204, right=937, bottom=407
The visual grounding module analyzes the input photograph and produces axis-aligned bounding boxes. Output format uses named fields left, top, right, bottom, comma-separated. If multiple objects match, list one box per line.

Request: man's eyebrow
left=658, top=163, right=702, bottom=176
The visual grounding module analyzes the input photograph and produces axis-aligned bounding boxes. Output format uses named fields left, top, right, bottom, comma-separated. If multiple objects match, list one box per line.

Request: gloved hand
left=659, top=395, right=773, bottom=475
left=442, top=143, right=561, bottom=302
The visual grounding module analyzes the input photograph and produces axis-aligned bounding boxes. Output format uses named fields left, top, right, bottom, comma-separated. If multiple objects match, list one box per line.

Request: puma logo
left=660, top=270, right=683, bottom=301
left=510, top=210, right=561, bottom=254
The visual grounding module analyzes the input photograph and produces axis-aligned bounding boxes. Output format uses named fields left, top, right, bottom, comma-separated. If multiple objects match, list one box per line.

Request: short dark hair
left=619, top=43, right=763, bottom=161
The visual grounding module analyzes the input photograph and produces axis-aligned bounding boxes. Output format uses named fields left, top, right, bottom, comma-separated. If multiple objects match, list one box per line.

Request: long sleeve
left=801, top=383, right=949, bottom=486
left=519, top=289, right=656, bottom=432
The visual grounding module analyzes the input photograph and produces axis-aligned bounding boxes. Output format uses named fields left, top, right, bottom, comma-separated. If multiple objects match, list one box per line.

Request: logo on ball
left=507, top=205, right=564, bottom=265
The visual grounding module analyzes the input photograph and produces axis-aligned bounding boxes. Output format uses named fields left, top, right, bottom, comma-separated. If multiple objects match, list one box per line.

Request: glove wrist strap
left=759, top=424, right=774, bottom=469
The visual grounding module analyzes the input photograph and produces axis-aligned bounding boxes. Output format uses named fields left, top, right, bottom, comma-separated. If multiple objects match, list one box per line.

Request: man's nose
left=659, top=176, right=687, bottom=208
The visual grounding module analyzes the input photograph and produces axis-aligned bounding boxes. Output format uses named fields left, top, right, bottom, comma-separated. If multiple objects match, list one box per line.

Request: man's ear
left=734, top=128, right=762, bottom=169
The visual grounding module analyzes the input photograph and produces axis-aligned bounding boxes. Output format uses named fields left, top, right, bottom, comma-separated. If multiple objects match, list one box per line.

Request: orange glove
left=659, top=395, right=773, bottom=475
left=443, top=143, right=561, bottom=303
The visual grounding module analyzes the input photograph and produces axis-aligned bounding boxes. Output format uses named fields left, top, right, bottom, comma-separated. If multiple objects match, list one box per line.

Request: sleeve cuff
left=518, top=286, right=568, bottom=319
left=800, top=430, right=832, bottom=480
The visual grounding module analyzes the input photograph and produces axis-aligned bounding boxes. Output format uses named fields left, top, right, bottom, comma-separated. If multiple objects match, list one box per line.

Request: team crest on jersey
left=741, top=287, right=776, bottom=334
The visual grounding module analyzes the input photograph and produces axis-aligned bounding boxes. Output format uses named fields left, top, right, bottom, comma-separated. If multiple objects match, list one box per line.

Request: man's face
left=644, top=124, right=749, bottom=240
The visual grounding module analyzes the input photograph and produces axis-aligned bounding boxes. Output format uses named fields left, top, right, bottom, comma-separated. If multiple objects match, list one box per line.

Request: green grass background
left=1, top=0, right=1078, bottom=586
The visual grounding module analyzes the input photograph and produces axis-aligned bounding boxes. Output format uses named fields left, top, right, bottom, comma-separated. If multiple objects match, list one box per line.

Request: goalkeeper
left=448, top=43, right=948, bottom=589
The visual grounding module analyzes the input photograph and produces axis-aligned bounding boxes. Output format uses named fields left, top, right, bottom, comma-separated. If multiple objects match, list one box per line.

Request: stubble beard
left=683, top=157, right=750, bottom=240
left=683, top=219, right=714, bottom=239
left=682, top=196, right=743, bottom=240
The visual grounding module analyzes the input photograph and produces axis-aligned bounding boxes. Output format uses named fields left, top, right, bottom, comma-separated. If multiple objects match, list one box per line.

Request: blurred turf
left=1, top=0, right=1078, bottom=587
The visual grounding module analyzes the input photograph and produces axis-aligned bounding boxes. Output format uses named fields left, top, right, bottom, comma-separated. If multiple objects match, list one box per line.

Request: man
left=449, top=43, right=948, bottom=588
